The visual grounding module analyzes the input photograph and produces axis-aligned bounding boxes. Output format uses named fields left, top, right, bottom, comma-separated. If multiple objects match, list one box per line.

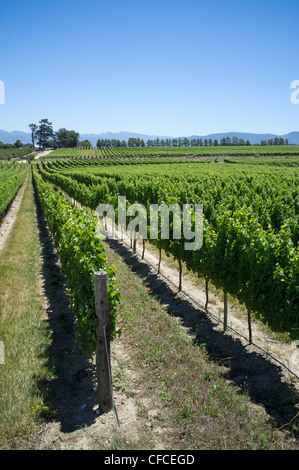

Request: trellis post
left=94, top=271, right=113, bottom=413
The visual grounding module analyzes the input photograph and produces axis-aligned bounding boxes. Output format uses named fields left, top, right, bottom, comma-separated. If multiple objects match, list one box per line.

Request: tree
left=55, top=128, right=79, bottom=148
left=14, top=139, right=23, bottom=148
left=36, top=119, right=54, bottom=149
left=29, top=123, right=38, bottom=149
left=78, top=140, right=92, bottom=148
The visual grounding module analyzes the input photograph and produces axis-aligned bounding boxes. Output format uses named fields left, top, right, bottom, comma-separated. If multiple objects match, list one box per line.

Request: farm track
left=0, top=178, right=27, bottom=254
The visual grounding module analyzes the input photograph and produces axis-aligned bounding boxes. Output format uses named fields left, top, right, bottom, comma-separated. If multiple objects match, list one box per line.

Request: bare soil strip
left=0, top=180, right=27, bottom=254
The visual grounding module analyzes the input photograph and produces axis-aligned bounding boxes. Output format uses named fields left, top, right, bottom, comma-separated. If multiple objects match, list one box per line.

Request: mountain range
left=1, top=129, right=299, bottom=147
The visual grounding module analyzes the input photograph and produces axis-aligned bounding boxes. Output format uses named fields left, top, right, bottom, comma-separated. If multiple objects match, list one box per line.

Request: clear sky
left=0, top=0, right=298, bottom=136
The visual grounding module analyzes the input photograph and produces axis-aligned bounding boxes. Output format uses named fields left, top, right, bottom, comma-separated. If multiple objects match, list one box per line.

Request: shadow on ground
left=105, top=236, right=299, bottom=432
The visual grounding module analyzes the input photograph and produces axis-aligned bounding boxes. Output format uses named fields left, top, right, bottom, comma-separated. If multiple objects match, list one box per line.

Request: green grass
left=0, top=171, right=54, bottom=448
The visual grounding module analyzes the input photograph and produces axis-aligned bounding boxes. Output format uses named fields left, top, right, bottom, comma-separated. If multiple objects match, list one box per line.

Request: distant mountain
left=0, top=130, right=32, bottom=145
left=1, top=129, right=299, bottom=147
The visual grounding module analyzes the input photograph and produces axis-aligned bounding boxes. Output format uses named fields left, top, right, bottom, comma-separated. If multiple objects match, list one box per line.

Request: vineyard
left=44, top=144, right=299, bottom=160
left=36, top=156, right=299, bottom=341
left=0, top=153, right=299, bottom=450
left=2, top=0, right=299, bottom=451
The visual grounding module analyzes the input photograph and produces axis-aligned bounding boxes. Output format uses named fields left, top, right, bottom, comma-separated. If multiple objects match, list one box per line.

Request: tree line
left=0, top=140, right=26, bottom=149
left=97, top=136, right=291, bottom=148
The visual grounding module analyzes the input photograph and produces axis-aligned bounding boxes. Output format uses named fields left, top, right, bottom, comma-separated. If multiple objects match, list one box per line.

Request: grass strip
left=0, top=170, right=53, bottom=449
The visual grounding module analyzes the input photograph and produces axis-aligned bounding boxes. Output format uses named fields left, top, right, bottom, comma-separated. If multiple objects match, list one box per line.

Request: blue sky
left=0, top=0, right=298, bottom=136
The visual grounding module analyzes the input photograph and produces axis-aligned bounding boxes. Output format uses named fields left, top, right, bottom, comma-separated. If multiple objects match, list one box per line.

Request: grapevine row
left=0, top=163, right=27, bottom=220
left=32, top=167, right=121, bottom=354
left=45, top=145, right=299, bottom=160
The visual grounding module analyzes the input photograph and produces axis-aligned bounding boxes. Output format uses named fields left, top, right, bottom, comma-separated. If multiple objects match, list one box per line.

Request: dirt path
left=0, top=180, right=27, bottom=254
left=33, top=150, right=55, bottom=160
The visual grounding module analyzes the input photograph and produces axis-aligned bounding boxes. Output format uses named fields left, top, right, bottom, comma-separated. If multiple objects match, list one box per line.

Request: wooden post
left=133, top=234, right=137, bottom=254
left=178, top=258, right=182, bottom=292
left=204, top=276, right=209, bottom=312
left=94, top=271, right=113, bottom=413
left=142, top=239, right=145, bottom=259
left=158, top=248, right=162, bottom=273
left=223, top=290, right=228, bottom=331
left=247, top=309, right=253, bottom=344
